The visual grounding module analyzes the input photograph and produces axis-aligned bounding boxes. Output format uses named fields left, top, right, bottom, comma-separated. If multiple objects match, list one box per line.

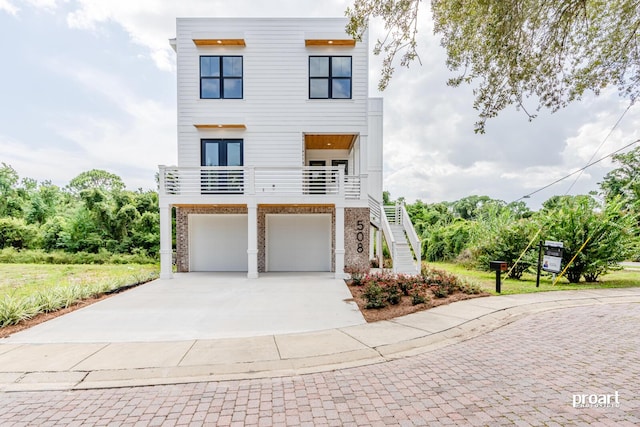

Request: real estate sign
left=542, top=240, right=564, bottom=274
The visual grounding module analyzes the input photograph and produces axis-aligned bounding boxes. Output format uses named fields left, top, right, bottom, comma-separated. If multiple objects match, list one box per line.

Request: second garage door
left=266, top=214, right=331, bottom=271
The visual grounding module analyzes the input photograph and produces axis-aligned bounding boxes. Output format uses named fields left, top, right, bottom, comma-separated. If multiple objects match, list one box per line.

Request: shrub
left=396, top=274, right=416, bottom=296
left=0, top=248, right=157, bottom=264
left=422, top=219, right=476, bottom=262
left=0, top=218, right=39, bottom=249
left=433, top=284, right=449, bottom=298
left=344, top=266, right=368, bottom=286
left=363, top=282, right=387, bottom=309
left=355, top=267, right=483, bottom=310
left=540, top=195, right=638, bottom=283
left=0, top=294, right=41, bottom=327
left=471, top=219, right=539, bottom=279
left=411, top=287, right=429, bottom=305
left=386, top=283, right=402, bottom=305
left=459, top=281, right=483, bottom=295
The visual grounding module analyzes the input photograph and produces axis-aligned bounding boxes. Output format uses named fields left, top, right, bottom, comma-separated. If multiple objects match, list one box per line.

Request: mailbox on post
left=489, top=261, right=507, bottom=293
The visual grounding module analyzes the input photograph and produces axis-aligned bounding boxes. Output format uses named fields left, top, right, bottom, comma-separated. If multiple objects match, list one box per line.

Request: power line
left=513, top=138, right=640, bottom=203
left=564, top=102, right=634, bottom=195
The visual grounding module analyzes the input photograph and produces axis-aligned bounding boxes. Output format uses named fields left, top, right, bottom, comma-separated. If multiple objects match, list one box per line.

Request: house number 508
left=356, top=220, right=365, bottom=253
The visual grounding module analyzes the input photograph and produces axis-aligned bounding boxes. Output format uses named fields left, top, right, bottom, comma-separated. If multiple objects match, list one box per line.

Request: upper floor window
left=200, top=56, right=243, bottom=99
left=201, top=139, right=244, bottom=166
left=309, top=56, right=352, bottom=99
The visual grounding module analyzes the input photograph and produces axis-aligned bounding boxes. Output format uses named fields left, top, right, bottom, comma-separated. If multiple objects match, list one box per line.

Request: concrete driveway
left=3, top=272, right=365, bottom=344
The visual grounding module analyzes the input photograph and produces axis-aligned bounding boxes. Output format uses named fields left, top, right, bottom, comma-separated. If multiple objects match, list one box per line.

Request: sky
left=1, top=0, right=639, bottom=209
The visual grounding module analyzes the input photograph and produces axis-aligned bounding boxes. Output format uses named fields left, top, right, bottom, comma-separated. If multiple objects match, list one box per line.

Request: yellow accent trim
left=175, top=204, right=247, bottom=208
left=193, top=39, right=246, bottom=46
left=305, top=39, right=356, bottom=47
left=194, top=124, right=246, bottom=130
left=258, top=204, right=335, bottom=208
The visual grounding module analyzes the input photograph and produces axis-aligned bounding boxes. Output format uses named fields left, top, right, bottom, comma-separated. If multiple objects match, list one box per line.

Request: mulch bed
left=347, top=281, right=490, bottom=322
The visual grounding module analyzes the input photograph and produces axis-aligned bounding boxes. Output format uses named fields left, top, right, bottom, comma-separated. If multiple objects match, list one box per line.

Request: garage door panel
left=190, top=214, right=248, bottom=271
left=267, top=214, right=331, bottom=271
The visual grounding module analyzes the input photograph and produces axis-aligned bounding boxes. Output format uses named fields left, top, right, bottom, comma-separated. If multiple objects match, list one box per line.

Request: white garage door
left=189, top=214, right=248, bottom=271
left=266, top=214, right=331, bottom=271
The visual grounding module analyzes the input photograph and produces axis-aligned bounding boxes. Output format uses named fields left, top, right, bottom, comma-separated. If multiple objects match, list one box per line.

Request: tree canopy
left=0, top=165, right=159, bottom=258
left=346, top=0, right=640, bottom=132
left=599, top=145, right=640, bottom=209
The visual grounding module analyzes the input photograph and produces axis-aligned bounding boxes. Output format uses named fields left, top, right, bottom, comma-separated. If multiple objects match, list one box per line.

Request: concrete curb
left=1, top=288, right=639, bottom=392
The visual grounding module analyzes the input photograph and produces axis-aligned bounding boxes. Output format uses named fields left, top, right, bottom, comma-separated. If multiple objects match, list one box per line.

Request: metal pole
left=536, top=240, right=543, bottom=288
left=495, top=270, right=501, bottom=293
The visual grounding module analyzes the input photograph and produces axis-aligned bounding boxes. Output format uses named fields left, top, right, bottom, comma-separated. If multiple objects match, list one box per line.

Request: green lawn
left=427, top=262, right=640, bottom=295
left=0, top=264, right=159, bottom=327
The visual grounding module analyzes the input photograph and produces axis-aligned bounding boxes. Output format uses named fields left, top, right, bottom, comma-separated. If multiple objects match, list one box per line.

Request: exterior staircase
left=389, top=223, right=418, bottom=274
left=369, top=197, right=421, bottom=275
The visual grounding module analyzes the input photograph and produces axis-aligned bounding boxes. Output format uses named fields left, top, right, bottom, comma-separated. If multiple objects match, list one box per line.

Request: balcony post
left=338, top=168, right=345, bottom=198
left=159, top=204, right=173, bottom=279
left=335, top=204, right=346, bottom=279
left=359, top=174, right=368, bottom=200
left=247, top=203, right=259, bottom=279
left=158, top=165, right=166, bottom=196
left=246, top=167, right=255, bottom=195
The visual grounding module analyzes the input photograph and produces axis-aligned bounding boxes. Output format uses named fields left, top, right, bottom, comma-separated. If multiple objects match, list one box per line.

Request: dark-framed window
left=201, top=139, right=244, bottom=166
left=200, top=139, right=244, bottom=194
left=200, top=56, right=243, bottom=99
left=309, top=56, right=352, bottom=99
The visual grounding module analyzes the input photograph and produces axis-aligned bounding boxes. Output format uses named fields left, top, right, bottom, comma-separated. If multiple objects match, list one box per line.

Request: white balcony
left=159, top=166, right=365, bottom=203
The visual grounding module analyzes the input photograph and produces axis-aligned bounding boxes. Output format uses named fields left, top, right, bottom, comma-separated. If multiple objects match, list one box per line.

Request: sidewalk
left=1, top=287, right=639, bottom=392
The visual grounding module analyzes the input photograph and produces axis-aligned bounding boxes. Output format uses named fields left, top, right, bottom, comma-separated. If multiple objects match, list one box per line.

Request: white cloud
left=24, top=0, right=59, bottom=11
left=47, top=64, right=176, bottom=187
left=0, top=134, right=96, bottom=188
left=1, top=59, right=175, bottom=190
left=0, top=0, right=18, bottom=15
left=66, top=0, right=354, bottom=71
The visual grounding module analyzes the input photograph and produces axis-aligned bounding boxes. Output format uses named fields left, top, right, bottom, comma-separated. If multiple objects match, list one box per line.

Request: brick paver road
left=1, top=303, right=639, bottom=426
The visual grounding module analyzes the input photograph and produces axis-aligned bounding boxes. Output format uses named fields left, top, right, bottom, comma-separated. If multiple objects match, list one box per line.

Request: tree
left=599, top=146, right=640, bottom=209
left=470, top=217, right=539, bottom=279
left=67, top=169, right=125, bottom=194
left=540, top=195, right=638, bottom=283
left=0, top=163, right=22, bottom=217
left=346, top=0, right=640, bottom=132
left=450, top=195, right=499, bottom=220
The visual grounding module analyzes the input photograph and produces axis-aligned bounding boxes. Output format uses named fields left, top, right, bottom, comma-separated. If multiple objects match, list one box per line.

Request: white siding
left=367, top=98, right=383, bottom=200
left=175, top=18, right=370, bottom=169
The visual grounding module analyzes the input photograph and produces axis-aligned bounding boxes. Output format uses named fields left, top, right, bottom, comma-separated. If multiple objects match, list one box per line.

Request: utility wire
left=512, top=138, right=640, bottom=203
left=564, top=102, right=634, bottom=195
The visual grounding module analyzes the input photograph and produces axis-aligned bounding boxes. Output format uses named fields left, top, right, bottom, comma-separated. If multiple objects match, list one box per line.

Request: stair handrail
left=383, top=205, right=398, bottom=224
left=368, top=195, right=382, bottom=225
left=379, top=202, right=398, bottom=273
left=400, top=203, right=422, bottom=274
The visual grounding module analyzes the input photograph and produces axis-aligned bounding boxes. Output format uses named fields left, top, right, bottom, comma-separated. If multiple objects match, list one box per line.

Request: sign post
left=536, top=240, right=543, bottom=287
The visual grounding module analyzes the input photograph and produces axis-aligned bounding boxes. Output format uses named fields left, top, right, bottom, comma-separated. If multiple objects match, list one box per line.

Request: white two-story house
left=158, top=17, right=420, bottom=279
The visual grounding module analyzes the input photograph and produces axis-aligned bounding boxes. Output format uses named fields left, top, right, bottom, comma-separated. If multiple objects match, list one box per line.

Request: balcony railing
left=159, top=166, right=364, bottom=200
